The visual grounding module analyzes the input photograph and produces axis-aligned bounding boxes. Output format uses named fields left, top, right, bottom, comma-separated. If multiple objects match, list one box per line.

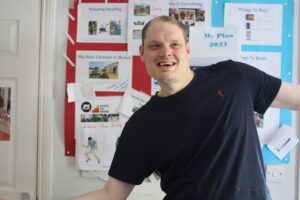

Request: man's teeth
left=158, top=62, right=175, bottom=66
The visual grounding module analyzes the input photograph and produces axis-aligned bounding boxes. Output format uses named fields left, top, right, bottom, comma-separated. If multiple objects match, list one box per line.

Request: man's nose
left=159, top=45, right=172, bottom=57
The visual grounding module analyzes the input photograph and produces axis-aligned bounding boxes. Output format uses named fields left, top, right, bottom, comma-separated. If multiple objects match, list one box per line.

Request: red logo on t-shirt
left=217, top=89, right=223, bottom=97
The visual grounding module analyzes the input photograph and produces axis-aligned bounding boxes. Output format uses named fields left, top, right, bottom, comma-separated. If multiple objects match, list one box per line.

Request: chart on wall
left=212, top=0, right=294, bottom=164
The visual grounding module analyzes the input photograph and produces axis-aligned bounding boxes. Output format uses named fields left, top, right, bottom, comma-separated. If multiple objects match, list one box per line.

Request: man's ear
left=139, top=45, right=145, bottom=62
left=186, top=43, right=191, bottom=59
left=186, top=43, right=191, bottom=55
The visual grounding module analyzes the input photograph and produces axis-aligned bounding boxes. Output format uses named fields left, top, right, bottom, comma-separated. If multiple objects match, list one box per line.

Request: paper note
left=117, top=87, right=150, bottom=118
left=267, top=125, right=299, bottom=160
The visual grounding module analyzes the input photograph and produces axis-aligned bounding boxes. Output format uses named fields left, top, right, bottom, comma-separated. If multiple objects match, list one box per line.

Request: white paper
left=77, top=3, right=128, bottom=43
left=75, top=82, right=97, bottom=101
left=75, top=96, right=127, bottom=170
left=76, top=51, right=132, bottom=92
left=224, top=3, right=283, bottom=45
left=67, top=83, right=76, bottom=103
left=267, top=125, right=299, bottom=159
left=255, top=108, right=280, bottom=147
left=238, top=51, right=281, bottom=78
left=117, top=87, right=150, bottom=118
left=189, top=26, right=241, bottom=66
left=127, top=0, right=169, bottom=55
left=234, top=51, right=281, bottom=146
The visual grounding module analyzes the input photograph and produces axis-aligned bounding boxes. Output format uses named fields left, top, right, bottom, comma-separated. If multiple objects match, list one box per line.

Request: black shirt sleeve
left=233, top=61, right=282, bottom=114
left=108, top=120, right=152, bottom=185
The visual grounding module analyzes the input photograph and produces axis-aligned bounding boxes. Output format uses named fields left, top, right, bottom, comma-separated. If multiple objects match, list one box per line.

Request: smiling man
left=139, top=17, right=193, bottom=97
left=73, top=16, right=300, bottom=200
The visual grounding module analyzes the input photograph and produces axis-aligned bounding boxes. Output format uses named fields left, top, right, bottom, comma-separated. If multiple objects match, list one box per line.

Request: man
left=73, top=16, right=300, bottom=200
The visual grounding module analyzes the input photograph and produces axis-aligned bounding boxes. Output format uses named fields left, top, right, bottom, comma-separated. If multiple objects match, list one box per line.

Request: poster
left=189, top=26, right=241, bottom=66
left=76, top=51, right=132, bottom=93
left=75, top=89, right=150, bottom=170
left=77, top=3, right=128, bottom=43
left=237, top=51, right=281, bottom=145
left=75, top=96, right=126, bottom=170
left=224, top=3, right=283, bottom=46
left=127, top=0, right=169, bottom=55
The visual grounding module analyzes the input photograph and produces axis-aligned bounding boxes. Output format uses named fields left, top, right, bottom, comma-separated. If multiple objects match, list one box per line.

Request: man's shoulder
left=192, top=60, right=238, bottom=75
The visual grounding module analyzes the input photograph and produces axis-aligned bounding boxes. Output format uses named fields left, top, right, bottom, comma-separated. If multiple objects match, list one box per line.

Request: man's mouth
left=157, top=61, right=176, bottom=67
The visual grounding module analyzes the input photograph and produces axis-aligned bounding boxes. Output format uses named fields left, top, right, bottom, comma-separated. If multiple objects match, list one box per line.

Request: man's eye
left=149, top=44, right=160, bottom=49
left=172, top=43, right=181, bottom=48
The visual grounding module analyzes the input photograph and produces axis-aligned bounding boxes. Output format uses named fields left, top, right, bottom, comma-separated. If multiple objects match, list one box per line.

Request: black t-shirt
left=109, top=60, right=281, bottom=200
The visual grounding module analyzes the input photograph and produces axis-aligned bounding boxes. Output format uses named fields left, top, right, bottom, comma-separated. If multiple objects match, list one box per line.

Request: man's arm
left=271, top=82, right=300, bottom=111
left=72, top=176, right=135, bottom=200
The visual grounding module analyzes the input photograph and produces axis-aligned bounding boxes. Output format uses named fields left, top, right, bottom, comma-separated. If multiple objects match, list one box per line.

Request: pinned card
left=117, top=87, right=150, bottom=118
left=67, top=83, right=76, bottom=103
left=267, top=125, right=299, bottom=160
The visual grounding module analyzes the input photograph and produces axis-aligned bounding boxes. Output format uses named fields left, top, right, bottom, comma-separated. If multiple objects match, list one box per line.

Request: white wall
left=50, top=1, right=300, bottom=199
left=51, top=1, right=106, bottom=199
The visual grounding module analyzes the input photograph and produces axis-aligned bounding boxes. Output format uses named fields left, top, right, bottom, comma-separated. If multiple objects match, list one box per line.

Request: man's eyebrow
left=145, top=41, right=161, bottom=46
left=147, top=40, right=160, bottom=44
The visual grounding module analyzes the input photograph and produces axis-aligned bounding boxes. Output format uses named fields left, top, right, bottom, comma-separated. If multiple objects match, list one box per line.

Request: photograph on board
left=89, top=61, right=119, bottom=80
left=0, top=87, right=11, bottom=141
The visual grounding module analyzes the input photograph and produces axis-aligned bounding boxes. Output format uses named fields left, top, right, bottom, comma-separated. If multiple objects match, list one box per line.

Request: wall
left=51, top=1, right=105, bottom=199
left=50, top=1, right=300, bottom=199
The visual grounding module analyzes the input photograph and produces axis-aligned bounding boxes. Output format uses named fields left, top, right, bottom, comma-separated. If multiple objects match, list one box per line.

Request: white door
left=0, top=0, right=40, bottom=199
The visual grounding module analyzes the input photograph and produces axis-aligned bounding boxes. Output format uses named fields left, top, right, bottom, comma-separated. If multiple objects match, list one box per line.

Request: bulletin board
left=212, top=0, right=294, bottom=164
left=64, top=0, right=295, bottom=166
left=64, top=0, right=152, bottom=158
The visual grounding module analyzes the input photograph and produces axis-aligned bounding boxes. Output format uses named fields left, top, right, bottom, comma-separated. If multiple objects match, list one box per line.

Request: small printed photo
left=169, top=8, right=179, bottom=20
left=89, top=61, right=119, bottom=80
left=110, top=20, right=121, bottom=36
left=88, top=21, right=97, bottom=35
left=179, top=9, right=196, bottom=21
left=81, top=114, right=120, bottom=122
left=0, top=87, right=11, bottom=141
left=246, top=30, right=251, bottom=40
left=246, top=22, right=251, bottom=29
left=196, top=9, right=205, bottom=22
left=134, top=4, right=150, bottom=16
left=82, top=136, right=101, bottom=164
left=245, top=14, right=255, bottom=21
left=133, top=30, right=142, bottom=40
left=133, top=21, right=145, bottom=26
left=99, top=23, right=109, bottom=34
left=254, top=112, right=264, bottom=128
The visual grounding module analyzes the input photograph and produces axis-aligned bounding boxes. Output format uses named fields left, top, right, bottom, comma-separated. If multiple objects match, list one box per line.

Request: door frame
left=38, top=0, right=56, bottom=199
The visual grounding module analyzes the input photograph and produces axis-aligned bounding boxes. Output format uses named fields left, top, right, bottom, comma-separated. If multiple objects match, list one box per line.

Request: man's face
left=139, top=21, right=191, bottom=86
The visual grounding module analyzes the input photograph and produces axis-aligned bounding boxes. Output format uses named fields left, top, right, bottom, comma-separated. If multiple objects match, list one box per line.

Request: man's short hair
left=141, top=15, right=188, bottom=45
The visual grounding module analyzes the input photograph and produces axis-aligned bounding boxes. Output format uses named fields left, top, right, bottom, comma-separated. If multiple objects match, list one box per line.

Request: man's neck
left=157, top=70, right=194, bottom=97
